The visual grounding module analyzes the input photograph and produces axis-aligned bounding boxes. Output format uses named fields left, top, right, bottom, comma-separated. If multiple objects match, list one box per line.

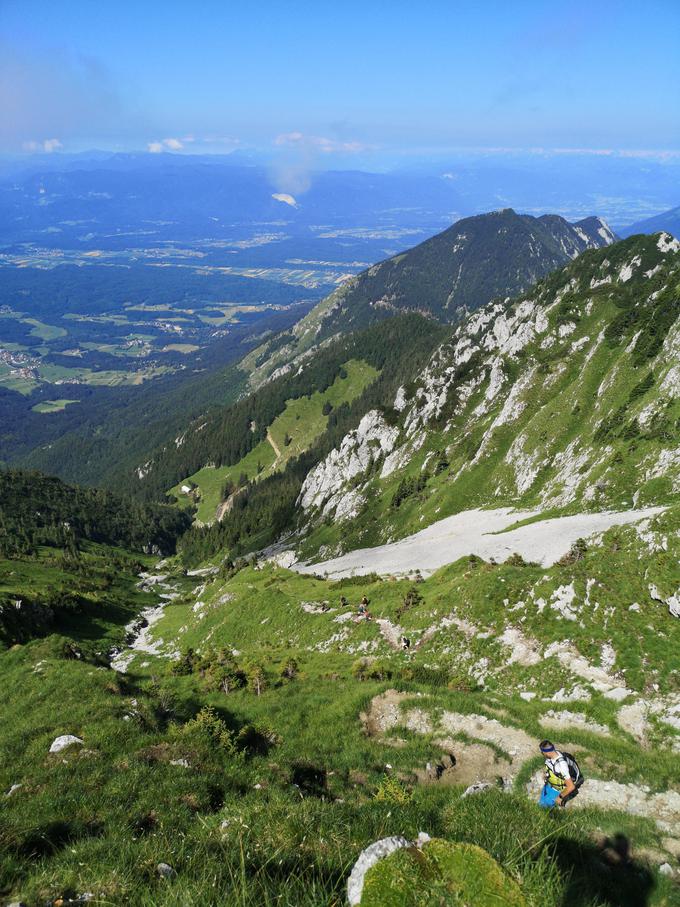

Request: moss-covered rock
left=359, top=839, right=526, bottom=907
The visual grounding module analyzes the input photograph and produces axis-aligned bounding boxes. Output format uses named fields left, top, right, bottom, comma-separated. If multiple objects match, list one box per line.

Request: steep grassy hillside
left=243, top=209, right=617, bottom=389
left=293, top=233, right=680, bottom=561
left=3, top=503, right=677, bottom=904
left=170, top=359, right=378, bottom=524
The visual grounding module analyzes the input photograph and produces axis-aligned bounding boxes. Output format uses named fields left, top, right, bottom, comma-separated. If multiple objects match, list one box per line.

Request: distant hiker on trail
left=357, top=596, right=371, bottom=620
left=538, top=739, right=584, bottom=808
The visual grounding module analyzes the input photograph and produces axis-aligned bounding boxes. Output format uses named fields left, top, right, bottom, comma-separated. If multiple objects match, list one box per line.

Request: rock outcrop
left=298, top=411, right=398, bottom=519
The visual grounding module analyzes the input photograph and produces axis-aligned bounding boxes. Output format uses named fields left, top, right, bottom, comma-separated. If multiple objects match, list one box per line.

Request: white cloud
left=147, top=137, right=184, bottom=152
left=272, top=192, right=299, bottom=208
left=22, top=138, right=63, bottom=153
left=274, top=132, right=369, bottom=154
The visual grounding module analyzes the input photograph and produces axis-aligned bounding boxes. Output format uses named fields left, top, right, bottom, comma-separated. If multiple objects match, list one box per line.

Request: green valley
left=2, top=230, right=679, bottom=907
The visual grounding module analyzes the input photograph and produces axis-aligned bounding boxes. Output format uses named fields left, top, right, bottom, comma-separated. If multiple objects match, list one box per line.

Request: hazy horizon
left=2, top=0, right=678, bottom=171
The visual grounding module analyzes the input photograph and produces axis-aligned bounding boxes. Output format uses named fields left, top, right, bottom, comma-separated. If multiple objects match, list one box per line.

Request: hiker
left=358, top=596, right=371, bottom=620
left=538, top=739, right=584, bottom=808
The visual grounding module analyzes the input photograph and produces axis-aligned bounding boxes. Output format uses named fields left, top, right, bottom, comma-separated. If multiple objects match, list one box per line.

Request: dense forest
left=0, top=468, right=190, bottom=558
left=131, top=313, right=447, bottom=503
left=177, top=314, right=448, bottom=564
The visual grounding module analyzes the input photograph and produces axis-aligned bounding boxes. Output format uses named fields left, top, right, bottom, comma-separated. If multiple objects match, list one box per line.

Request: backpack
left=561, top=751, right=584, bottom=786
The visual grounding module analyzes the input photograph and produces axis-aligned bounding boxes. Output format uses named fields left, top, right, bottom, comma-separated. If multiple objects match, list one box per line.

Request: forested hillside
left=0, top=469, right=190, bottom=558
left=243, top=209, right=617, bottom=388
left=131, top=314, right=446, bottom=510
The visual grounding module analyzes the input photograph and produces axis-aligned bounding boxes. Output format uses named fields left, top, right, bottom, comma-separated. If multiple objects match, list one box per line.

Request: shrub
left=180, top=706, right=236, bottom=753
left=557, top=537, right=587, bottom=566
left=236, top=722, right=280, bottom=756
left=352, top=657, right=393, bottom=681
left=281, top=658, right=299, bottom=680
left=373, top=774, right=411, bottom=805
left=397, top=587, right=423, bottom=617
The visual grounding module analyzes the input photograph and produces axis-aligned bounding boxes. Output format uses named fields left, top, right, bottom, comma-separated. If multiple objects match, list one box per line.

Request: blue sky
left=1, top=0, right=678, bottom=161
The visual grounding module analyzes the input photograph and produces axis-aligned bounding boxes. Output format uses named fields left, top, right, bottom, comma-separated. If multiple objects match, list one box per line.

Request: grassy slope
left=5, top=641, right=673, bottom=907
left=2, top=506, right=679, bottom=904
left=170, top=359, right=379, bottom=524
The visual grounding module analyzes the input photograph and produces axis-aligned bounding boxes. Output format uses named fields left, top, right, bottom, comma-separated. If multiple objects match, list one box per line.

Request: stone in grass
left=354, top=839, right=526, bottom=906
left=157, top=863, right=176, bottom=879
left=347, top=837, right=410, bottom=905
left=49, top=735, right=84, bottom=754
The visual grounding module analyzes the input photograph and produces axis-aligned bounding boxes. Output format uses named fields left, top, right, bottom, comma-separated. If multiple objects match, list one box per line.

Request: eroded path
left=363, top=691, right=680, bottom=836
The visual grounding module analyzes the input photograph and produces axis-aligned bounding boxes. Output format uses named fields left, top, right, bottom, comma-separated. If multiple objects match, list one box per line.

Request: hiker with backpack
left=538, top=739, right=584, bottom=808
left=357, top=596, right=371, bottom=621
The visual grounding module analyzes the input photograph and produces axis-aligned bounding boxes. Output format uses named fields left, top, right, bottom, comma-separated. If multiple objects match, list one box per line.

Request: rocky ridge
left=293, top=233, right=680, bottom=554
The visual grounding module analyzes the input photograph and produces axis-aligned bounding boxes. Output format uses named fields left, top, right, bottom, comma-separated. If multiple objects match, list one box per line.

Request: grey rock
left=156, top=862, right=176, bottom=879
left=347, top=836, right=410, bottom=905
left=462, top=781, right=493, bottom=798
left=49, top=734, right=83, bottom=754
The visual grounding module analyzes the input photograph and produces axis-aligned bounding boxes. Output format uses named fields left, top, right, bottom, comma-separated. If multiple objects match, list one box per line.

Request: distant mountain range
left=245, top=208, right=617, bottom=386
left=620, top=203, right=680, bottom=238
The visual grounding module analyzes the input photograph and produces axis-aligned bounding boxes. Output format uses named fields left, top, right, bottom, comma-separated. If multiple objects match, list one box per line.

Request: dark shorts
left=560, top=778, right=584, bottom=806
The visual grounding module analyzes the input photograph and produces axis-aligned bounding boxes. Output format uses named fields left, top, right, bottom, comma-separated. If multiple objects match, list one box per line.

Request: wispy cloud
left=146, top=135, right=240, bottom=153
left=0, top=44, right=129, bottom=152
left=22, top=138, right=63, bottom=153
left=147, top=136, right=184, bottom=152
left=274, top=131, right=369, bottom=154
left=269, top=131, right=372, bottom=196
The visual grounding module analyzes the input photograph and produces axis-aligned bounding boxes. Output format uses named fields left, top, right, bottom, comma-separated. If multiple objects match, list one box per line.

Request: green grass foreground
left=1, top=640, right=677, bottom=907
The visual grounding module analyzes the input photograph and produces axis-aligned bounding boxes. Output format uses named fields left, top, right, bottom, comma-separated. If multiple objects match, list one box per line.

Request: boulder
left=462, top=781, right=493, bottom=798
left=49, top=735, right=84, bottom=754
left=156, top=862, right=176, bottom=879
left=349, top=837, right=526, bottom=906
left=347, top=836, right=410, bottom=906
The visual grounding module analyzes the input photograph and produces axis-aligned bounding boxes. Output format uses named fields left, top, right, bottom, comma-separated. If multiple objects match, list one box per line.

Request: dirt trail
left=215, top=430, right=281, bottom=523
left=267, top=429, right=282, bottom=462
left=362, top=690, right=680, bottom=836
left=375, top=618, right=405, bottom=650
left=294, top=506, right=666, bottom=578
left=216, top=486, right=246, bottom=522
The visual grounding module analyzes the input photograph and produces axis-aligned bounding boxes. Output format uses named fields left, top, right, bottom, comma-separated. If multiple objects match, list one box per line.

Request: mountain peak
left=244, top=209, right=619, bottom=388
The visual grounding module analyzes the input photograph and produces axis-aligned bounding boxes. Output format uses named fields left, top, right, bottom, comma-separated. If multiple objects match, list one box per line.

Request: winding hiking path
left=267, top=429, right=282, bottom=463
left=294, top=506, right=666, bottom=578
left=216, top=430, right=282, bottom=522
